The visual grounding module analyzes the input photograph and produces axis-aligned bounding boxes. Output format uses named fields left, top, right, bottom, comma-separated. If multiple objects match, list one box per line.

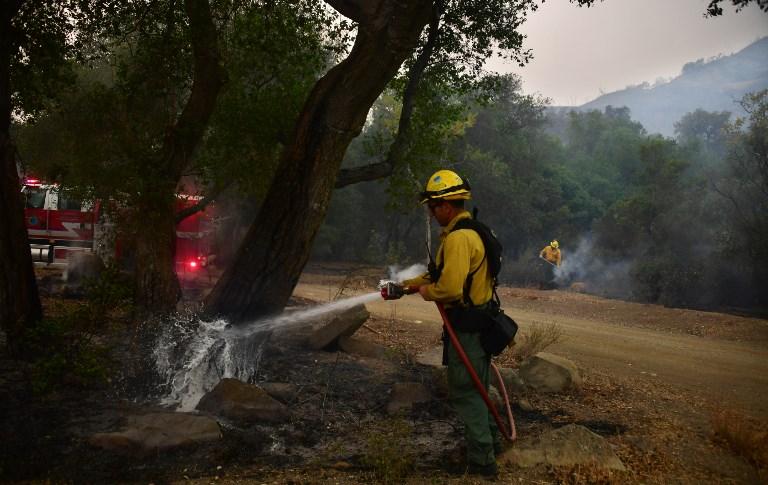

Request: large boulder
left=307, top=304, right=370, bottom=350
left=518, top=352, right=581, bottom=393
left=386, top=382, right=432, bottom=415
left=196, top=378, right=290, bottom=424
left=88, top=412, right=221, bottom=456
left=500, top=424, right=626, bottom=471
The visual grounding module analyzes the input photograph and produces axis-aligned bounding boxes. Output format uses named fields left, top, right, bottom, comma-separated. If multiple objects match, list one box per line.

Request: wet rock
left=307, top=304, right=370, bottom=350
left=500, top=424, right=626, bottom=471
left=196, top=378, right=290, bottom=423
left=518, top=352, right=581, bottom=393
left=386, top=382, right=432, bottom=415
left=88, top=412, right=221, bottom=456
left=259, top=382, right=297, bottom=404
left=338, top=335, right=388, bottom=359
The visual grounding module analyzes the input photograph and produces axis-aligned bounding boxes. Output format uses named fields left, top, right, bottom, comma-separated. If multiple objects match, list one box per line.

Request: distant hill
left=577, top=37, right=768, bottom=136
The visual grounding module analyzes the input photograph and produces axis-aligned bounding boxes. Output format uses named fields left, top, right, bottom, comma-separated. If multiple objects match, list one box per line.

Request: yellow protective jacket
left=403, top=211, right=493, bottom=308
left=540, top=245, right=561, bottom=266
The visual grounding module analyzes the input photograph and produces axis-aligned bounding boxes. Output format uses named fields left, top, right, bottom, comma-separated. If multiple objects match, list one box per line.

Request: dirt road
left=294, top=280, right=768, bottom=419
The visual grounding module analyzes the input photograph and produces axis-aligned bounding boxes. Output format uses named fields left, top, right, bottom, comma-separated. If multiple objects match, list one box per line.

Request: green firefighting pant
left=446, top=329, right=500, bottom=467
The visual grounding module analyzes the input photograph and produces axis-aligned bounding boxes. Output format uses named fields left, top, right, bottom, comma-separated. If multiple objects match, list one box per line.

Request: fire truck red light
left=189, top=261, right=198, bottom=269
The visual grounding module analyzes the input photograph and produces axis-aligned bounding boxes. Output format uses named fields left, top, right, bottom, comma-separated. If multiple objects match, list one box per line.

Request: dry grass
left=551, top=463, right=628, bottom=484
left=510, top=321, right=564, bottom=364
left=710, top=407, right=768, bottom=472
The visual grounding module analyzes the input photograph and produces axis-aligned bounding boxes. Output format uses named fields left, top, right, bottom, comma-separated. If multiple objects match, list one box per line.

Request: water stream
left=153, top=291, right=383, bottom=410
left=153, top=264, right=426, bottom=411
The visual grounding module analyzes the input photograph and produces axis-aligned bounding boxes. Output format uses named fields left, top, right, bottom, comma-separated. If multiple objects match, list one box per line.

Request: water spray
left=156, top=290, right=387, bottom=410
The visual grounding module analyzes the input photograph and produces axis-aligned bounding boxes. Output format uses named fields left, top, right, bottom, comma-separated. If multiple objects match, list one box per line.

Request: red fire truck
left=21, top=177, right=216, bottom=280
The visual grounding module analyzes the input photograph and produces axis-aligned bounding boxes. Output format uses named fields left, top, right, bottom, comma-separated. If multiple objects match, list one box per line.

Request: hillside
left=578, top=36, right=768, bottom=136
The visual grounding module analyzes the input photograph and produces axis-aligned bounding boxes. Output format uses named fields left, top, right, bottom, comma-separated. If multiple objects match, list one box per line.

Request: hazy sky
left=489, top=0, right=768, bottom=106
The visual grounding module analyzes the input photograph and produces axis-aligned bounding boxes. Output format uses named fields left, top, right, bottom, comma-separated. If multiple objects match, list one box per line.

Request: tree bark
left=132, top=0, right=224, bottom=317
left=335, top=1, right=441, bottom=189
left=0, top=0, right=42, bottom=352
left=206, top=0, right=432, bottom=322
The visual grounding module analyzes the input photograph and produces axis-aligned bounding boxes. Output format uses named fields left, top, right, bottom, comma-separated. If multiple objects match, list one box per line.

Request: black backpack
left=451, top=217, right=503, bottom=287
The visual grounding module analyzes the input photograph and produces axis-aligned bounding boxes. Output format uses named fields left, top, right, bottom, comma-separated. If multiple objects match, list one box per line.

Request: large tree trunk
left=132, top=0, right=224, bottom=318
left=0, top=0, right=42, bottom=352
left=133, top=193, right=180, bottom=316
left=206, top=0, right=432, bottom=322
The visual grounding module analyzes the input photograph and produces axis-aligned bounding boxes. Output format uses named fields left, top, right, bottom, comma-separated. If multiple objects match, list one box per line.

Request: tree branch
left=175, top=181, right=230, bottom=223
left=335, top=1, right=442, bottom=188
left=324, top=0, right=383, bottom=23
left=162, top=0, right=225, bottom=181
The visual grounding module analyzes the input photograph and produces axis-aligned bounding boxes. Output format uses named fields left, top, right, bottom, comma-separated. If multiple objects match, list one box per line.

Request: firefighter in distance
left=539, top=239, right=561, bottom=289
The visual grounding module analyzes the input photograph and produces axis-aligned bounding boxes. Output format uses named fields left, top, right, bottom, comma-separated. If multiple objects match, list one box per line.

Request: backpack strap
left=451, top=218, right=490, bottom=307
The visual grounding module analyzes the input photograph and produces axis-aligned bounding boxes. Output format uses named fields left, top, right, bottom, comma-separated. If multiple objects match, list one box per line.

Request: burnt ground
left=0, top=263, right=767, bottom=484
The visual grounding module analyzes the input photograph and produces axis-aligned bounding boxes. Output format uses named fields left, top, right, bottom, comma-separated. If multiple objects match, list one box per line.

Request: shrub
left=360, top=418, right=416, bottom=483
left=510, top=322, right=563, bottom=364
left=711, top=407, right=768, bottom=472
left=22, top=264, right=131, bottom=394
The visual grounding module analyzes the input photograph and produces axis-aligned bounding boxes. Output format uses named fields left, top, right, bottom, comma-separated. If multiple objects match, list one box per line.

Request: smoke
left=387, top=263, right=427, bottom=282
left=554, top=237, right=633, bottom=299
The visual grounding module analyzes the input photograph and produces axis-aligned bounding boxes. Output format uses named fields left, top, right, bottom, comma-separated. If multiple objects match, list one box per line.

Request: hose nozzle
left=379, top=280, right=418, bottom=300
left=379, top=281, right=405, bottom=300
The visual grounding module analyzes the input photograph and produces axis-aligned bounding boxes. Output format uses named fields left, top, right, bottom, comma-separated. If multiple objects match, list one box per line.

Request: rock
left=196, top=378, right=290, bottom=423
left=338, top=335, right=388, bottom=359
left=489, top=385, right=504, bottom=411
left=88, top=412, right=221, bottom=456
left=415, top=346, right=443, bottom=367
left=496, top=367, right=527, bottom=395
left=518, top=352, right=581, bottom=393
left=517, top=397, right=535, bottom=412
left=307, top=304, right=370, bottom=350
left=386, top=382, right=432, bottom=415
left=570, top=281, right=587, bottom=293
left=259, top=382, right=297, bottom=404
left=500, top=424, right=625, bottom=471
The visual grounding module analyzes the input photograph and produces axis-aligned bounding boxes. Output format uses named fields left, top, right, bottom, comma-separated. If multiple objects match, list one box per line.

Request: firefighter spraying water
left=376, top=169, right=518, bottom=479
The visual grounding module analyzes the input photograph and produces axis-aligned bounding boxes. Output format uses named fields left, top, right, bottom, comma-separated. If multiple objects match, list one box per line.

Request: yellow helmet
left=419, top=169, right=471, bottom=204
left=551, top=240, right=559, bottom=249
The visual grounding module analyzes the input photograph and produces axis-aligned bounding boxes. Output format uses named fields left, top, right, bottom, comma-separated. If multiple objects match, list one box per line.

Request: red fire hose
left=380, top=283, right=516, bottom=442
left=436, top=302, right=517, bottom=443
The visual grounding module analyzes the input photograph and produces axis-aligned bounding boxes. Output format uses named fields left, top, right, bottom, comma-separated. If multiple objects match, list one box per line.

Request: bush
left=510, top=322, right=563, bottom=364
left=360, top=418, right=416, bottom=483
left=22, top=264, right=131, bottom=394
left=711, top=407, right=768, bottom=473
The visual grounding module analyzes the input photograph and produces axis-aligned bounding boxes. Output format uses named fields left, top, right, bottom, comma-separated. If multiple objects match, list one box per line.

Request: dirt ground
left=291, top=263, right=768, bottom=483
left=2, top=262, right=767, bottom=484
